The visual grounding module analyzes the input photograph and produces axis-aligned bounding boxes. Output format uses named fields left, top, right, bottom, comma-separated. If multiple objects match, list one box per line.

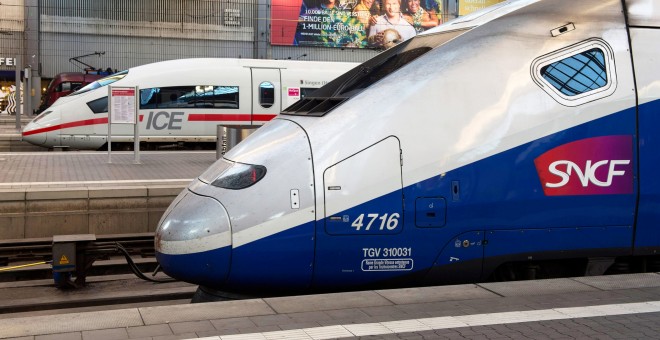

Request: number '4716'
left=351, top=213, right=400, bottom=231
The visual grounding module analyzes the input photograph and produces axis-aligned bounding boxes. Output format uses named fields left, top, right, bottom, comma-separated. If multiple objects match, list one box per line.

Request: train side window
left=140, top=88, right=160, bottom=109
left=531, top=39, right=617, bottom=106
left=158, top=87, right=197, bottom=109
left=213, top=86, right=239, bottom=109
left=196, top=86, right=239, bottom=109
left=259, top=82, right=274, bottom=108
left=541, top=49, right=607, bottom=96
left=87, top=96, right=108, bottom=114
left=140, top=86, right=239, bottom=109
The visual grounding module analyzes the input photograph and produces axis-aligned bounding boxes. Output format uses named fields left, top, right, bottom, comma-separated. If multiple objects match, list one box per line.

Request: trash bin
left=217, top=125, right=257, bottom=159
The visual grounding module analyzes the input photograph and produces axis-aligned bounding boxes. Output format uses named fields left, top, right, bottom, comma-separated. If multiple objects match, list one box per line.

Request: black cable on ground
left=115, top=242, right=176, bottom=283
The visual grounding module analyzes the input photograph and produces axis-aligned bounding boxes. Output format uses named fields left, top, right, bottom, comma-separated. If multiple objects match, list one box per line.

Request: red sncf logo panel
left=534, top=136, right=633, bottom=196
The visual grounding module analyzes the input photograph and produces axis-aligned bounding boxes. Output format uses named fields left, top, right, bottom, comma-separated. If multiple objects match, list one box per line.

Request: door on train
left=313, top=136, right=406, bottom=288
left=631, top=27, right=660, bottom=255
left=250, top=68, right=281, bottom=125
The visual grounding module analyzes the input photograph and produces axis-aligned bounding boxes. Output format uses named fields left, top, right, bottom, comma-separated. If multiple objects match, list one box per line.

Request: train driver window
left=56, top=82, right=83, bottom=93
left=259, top=82, right=274, bottom=108
left=87, top=96, right=108, bottom=114
left=531, top=39, right=616, bottom=107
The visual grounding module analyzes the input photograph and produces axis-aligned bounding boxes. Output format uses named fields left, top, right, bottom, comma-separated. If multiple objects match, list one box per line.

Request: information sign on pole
left=110, top=87, right=137, bottom=124
left=108, top=86, right=140, bottom=164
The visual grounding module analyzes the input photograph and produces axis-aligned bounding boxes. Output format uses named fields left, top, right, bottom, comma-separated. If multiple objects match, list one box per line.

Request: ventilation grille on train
left=281, top=97, right=347, bottom=117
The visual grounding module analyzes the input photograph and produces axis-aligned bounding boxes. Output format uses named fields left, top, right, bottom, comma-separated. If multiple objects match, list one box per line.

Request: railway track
left=0, top=233, right=199, bottom=315
left=0, top=233, right=155, bottom=281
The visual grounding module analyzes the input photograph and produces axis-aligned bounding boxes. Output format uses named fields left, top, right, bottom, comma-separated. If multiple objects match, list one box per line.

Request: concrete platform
left=0, top=151, right=216, bottom=238
left=1, top=273, right=659, bottom=339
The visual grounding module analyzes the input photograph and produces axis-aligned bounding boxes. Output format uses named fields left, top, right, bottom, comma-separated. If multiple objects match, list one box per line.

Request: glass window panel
left=71, top=70, right=128, bottom=96
left=158, top=86, right=196, bottom=108
left=541, top=48, right=607, bottom=96
left=139, top=86, right=239, bottom=109
left=259, top=82, right=274, bottom=108
left=87, top=96, right=108, bottom=114
left=140, top=88, right=160, bottom=109
left=211, top=86, right=239, bottom=109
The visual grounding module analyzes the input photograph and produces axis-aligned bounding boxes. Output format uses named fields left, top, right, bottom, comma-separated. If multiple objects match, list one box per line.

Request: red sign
left=534, top=136, right=633, bottom=196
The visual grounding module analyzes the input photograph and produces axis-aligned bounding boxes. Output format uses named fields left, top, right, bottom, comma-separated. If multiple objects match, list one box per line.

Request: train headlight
left=200, top=159, right=267, bottom=190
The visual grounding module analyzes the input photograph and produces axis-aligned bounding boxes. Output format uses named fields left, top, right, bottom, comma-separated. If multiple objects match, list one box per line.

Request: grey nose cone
left=156, top=191, right=231, bottom=255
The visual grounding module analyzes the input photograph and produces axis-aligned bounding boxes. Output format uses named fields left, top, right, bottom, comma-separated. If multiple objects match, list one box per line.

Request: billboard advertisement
left=458, top=0, right=506, bottom=16
left=271, top=0, right=445, bottom=49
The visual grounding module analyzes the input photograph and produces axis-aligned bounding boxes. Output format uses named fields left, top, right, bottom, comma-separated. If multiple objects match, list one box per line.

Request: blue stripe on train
left=156, top=246, right=231, bottom=288
left=225, top=221, right=316, bottom=292
left=635, top=98, right=660, bottom=253
left=312, top=104, right=640, bottom=288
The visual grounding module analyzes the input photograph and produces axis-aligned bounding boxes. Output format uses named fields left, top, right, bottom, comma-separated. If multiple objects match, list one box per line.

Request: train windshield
left=70, top=70, right=128, bottom=96
left=281, top=28, right=467, bottom=117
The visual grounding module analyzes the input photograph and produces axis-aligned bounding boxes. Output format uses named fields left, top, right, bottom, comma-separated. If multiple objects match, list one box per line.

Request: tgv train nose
left=155, top=191, right=232, bottom=287
left=21, top=121, right=47, bottom=146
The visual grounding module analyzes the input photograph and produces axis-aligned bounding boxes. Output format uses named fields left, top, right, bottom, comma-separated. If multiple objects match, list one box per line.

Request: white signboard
left=0, top=57, right=17, bottom=67
left=110, top=87, right=137, bottom=124
left=108, top=86, right=140, bottom=164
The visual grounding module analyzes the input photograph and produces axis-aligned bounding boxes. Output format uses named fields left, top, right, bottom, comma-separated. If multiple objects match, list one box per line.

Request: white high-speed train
left=155, top=0, right=660, bottom=298
left=22, top=59, right=357, bottom=150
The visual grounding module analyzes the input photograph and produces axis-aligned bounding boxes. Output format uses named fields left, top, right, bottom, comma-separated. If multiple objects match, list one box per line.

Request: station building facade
left=0, top=0, right=490, bottom=113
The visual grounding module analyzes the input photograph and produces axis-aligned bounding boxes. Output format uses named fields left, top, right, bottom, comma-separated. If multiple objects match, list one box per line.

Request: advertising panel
left=458, top=0, right=505, bottom=16
left=271, top=0, right=444, bottom=49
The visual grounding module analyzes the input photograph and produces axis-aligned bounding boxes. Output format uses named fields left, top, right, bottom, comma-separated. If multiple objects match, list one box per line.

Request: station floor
left=1, top=273, right=659, bottom=340
left=0, top=151, right=217, bottom=189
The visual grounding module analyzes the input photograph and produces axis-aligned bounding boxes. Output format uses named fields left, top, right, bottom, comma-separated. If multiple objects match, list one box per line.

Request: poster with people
left=271, top=0, right=445, bottom=49
left=458, top=0, right=507, bottom=16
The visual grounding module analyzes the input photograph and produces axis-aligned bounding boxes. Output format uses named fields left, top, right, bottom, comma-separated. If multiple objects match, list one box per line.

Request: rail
left=0, top=233, right=157, bottom=287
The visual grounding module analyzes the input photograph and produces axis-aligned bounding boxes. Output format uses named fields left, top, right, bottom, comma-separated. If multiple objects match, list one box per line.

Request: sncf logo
left=534, top=136, right=633, bottom=196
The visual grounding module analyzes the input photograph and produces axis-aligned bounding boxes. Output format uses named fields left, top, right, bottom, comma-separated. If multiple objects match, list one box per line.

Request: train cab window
left=56, top=82, right=83, bottom=92
left=87, top=96, right=108, bottom=114
left=532, top=39, right=616, bottom=106
left=259, top=82, right=274, bottom=108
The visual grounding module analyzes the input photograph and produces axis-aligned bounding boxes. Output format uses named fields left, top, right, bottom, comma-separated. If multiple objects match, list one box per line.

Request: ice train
left=21, top=59, right=357, bottom=150
left=155, top=0, right=660, bottom=296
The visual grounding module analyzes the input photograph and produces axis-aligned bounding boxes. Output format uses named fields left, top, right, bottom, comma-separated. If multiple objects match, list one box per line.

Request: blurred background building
left=0, top=0, right=500, bottom=114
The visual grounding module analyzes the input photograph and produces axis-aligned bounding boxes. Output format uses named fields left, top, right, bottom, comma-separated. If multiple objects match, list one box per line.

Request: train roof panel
left=419, top=0, right=539, bottom=36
